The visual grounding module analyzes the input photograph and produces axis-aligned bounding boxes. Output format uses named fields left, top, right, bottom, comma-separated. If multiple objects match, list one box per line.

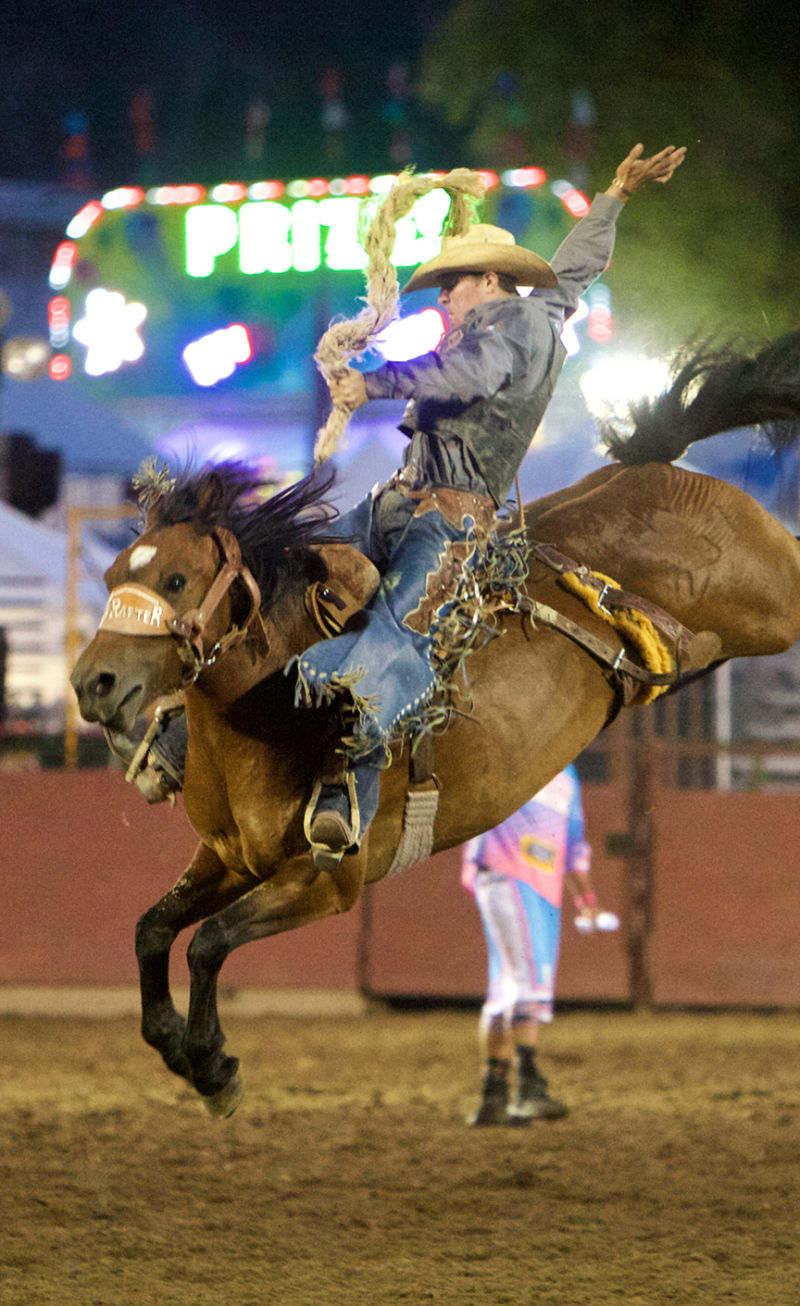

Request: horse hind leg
left=135, top=844, right=252, bottom=1092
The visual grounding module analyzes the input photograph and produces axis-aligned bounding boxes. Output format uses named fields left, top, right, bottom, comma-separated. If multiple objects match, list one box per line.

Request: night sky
left=0, top=0, right=452, bottom=186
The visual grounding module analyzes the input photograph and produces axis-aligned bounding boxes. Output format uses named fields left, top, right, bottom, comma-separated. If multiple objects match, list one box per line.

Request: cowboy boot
left=467, top=1066, right=511, bottom=1127
left=507, top=1048, right=568, bottom=1121
left=306, top=750, right=383, bottom=872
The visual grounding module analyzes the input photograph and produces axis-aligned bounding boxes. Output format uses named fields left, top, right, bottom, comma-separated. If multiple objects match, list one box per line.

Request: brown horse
left=71, top=331, right=800, bottom=1115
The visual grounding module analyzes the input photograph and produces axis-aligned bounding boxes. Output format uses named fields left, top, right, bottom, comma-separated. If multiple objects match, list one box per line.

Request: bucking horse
left=69, top=328, right=800, bottom=1116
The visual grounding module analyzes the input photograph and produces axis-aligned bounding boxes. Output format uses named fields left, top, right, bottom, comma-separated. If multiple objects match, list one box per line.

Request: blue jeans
left=294, top=487, right=482, bottom=755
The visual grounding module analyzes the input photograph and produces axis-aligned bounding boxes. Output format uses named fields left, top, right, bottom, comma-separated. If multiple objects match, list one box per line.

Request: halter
left=100, top=526, right=268, bottom=790
left=99, top=525, right=267, bottom=682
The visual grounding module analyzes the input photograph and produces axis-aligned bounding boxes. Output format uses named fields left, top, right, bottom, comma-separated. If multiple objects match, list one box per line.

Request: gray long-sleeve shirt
left=363, top=192, right=624, bottom=507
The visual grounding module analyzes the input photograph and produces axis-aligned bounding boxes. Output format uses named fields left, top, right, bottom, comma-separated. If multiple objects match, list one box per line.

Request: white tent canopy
left=0, top=499, right=114, bottom=717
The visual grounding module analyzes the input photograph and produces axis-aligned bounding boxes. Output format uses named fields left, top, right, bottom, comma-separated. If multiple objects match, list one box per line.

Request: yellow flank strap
left=558, top=568, right=674, bottom=705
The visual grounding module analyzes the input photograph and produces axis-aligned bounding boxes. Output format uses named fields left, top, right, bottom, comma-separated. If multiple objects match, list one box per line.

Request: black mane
left=145, top=462, right=343, bottom=606
left=603, top=330, right=800, bottom=466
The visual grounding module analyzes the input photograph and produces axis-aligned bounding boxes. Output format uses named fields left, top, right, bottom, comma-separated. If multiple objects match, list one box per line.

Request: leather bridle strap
left=101, top=526, right=265, bottom=672
left=166, top=528, right=259, bottom=662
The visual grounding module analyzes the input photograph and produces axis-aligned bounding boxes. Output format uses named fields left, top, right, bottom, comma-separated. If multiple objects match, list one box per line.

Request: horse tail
left=603, top=329, right=800, bottom=466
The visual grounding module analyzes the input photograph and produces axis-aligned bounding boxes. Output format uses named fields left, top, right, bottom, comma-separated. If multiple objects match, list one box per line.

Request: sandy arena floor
left=1, top=1004, right=799, bottom=1305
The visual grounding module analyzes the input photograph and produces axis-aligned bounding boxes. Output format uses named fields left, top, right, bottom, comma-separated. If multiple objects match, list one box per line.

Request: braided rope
left=313, top=167, right=486, bottom=464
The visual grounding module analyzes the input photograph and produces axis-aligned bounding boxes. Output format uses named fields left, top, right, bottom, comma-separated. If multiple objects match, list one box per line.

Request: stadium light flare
left=580, top=352, right=672, bottom=430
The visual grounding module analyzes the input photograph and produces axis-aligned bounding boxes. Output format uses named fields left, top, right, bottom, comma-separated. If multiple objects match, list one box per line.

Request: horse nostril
left=94, top=672, right=117, bottom=699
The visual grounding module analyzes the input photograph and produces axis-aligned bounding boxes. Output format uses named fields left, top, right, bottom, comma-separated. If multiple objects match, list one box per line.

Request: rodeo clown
left=462, top=763, right=618, bottom=1126
left=143, top=142, right=685, bottom=871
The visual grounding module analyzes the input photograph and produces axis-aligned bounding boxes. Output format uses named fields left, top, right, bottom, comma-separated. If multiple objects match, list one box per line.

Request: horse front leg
left=135, top=841, right=255, bottom=1087
left=181, top=850, right=366, bottom=1116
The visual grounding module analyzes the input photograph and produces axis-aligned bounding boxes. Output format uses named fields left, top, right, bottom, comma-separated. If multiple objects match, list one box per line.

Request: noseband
left=100, top=526, right=268, bottom=789
left=100, top=526, right=267, bottom=681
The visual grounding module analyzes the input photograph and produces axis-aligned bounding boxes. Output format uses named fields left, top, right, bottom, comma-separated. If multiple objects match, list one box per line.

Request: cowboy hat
left=402, top=223, right=557, bottom=294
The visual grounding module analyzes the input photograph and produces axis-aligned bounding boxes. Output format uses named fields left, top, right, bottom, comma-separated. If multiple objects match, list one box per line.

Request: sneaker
left=508, top=1071, right=568, bottom=1121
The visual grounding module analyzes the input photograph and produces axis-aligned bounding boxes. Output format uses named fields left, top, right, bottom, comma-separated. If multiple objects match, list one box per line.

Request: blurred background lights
left=587, top=283, right=613, bottom=343
left=550, top=178, right=591, bottom=218
left=375, top=308, right=445, bottom=361
left=101, top=187, right=145, bottom=210
left=72, top=288, right=147, bottom=376
left=182, top=324, right=253, bottom=387
left=1, top=335, right=51, bottom=381
left=65, top=201, right=104, bottom=239
left=500, top=167, right=546, bottom=188
left=49, top=241, right=78, bottom=289
left=580, top=352, right=672, bottom=427
left=49, top=353, right=72, bottom=381
left=560, top=298, right=589, bottom=356
left=48, top=295, right=71, bottom=347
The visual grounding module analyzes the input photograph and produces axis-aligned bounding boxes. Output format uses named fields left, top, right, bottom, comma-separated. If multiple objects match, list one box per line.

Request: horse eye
left=164, top=573, right=187, bottom=595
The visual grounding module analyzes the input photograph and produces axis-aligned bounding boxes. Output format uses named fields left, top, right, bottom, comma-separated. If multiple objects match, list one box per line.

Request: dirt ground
left=1, top=1005, right=799, bottom=1306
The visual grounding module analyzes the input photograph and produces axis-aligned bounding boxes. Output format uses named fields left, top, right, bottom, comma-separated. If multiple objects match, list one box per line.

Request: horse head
left=70, top=462, right=340, bottom=733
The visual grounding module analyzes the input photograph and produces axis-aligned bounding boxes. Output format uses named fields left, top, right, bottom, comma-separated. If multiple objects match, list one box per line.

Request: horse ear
left=195, top=482, right=222, bottom=519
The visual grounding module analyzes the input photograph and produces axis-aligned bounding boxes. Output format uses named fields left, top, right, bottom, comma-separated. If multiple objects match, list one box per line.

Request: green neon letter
left=239, top=202, right=293, bottom=274
left=185, top=205, right=239, bottom=278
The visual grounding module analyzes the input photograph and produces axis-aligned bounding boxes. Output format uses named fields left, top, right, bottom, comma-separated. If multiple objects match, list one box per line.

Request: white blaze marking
left=129, top=545, right=157, bottom=571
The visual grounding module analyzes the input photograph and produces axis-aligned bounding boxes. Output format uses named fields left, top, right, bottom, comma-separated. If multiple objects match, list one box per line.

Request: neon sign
left=48, top=166, right=612, bottom=392
left=184, top=190, right=451, bottom=278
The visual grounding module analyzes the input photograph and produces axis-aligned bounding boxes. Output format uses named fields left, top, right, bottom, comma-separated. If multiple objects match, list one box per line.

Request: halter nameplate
left=99, top=584, right=178, bottom=637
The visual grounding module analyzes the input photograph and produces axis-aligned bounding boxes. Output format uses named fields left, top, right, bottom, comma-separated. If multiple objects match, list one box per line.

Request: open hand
left=613, top=143, right=687, bottom=193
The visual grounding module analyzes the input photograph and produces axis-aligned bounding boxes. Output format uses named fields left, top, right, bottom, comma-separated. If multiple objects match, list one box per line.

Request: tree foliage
left=419, top=0, right=800, bottom=347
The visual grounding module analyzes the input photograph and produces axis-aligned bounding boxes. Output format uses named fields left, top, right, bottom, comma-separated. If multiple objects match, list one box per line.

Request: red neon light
left=560, top=188, right=591, bottom=218
left=176, top=185, right=206, bottom=204
left=103, top=187, right=145, bottom=209
left=587, top=309, right=613, bottom=343
left=513, top=167, right=546, bottom=188
left=49, top=354, right=72, bottom=381
left=249, top=179, right=286, bottom=199
left=345, top=176, right=370, bottom=195
left=73, top=201, right=104, bottom=228
left=306, top=178, right=329, bottom=197
left=155, top=184, right=207, bottom=205
left=476, top=170, right=499, bottom=190
left=213, top=183, right=247, bottom=202
left=48, top=296, right=70, bottom=324
left=52, top=241, right=77, bottom=268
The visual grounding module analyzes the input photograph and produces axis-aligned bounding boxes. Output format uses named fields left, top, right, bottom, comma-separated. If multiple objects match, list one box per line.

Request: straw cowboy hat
left=402, top=223, right=557, bottom=294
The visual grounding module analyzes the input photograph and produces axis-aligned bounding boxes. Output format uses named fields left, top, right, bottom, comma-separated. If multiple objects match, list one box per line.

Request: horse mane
left=603, top=330, right=800, bottom=466
left=141, top=461, right=342, bottom=606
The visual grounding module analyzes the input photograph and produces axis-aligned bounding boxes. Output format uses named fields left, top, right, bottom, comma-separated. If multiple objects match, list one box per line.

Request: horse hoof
left=202, top=1073, right=243, bottom=1118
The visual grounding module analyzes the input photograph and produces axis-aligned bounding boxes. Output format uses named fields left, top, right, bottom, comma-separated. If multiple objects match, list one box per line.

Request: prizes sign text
left=185, top=191, right=450, bottom=279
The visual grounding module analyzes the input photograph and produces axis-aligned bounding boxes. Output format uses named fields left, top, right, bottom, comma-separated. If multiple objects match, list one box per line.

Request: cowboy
left=301, top=142, right=685, bottom=868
